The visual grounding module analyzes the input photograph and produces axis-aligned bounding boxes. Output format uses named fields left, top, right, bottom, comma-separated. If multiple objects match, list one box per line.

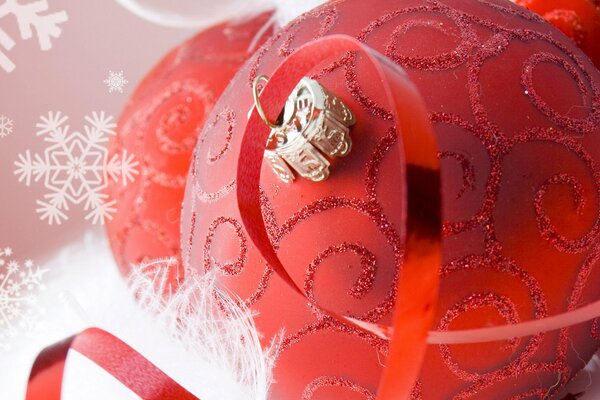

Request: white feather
left=113, top=0, right=329, bottom=29
left=1, top=233, right=278, bottom=400
left=125, top=259, right=280, bottom=400
left=113, top=0, right=275, bottom=29
left=272, top=0, right=330, bottom=26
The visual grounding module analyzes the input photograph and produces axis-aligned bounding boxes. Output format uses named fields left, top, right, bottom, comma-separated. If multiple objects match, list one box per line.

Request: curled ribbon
left=26, top=327, right=198, bottom=400
left=237, top=34, right=442, bottom=399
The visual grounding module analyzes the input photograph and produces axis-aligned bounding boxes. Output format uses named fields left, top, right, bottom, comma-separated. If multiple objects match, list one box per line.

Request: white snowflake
left=0, top=114, right=12, bottom=138
left=0, top=0, right=68, bottom=73
left=0, top=246, right=47, bottom=351
left=104, top=70, right=129, bottom=93
left=14, top=111, right=140, bottom=225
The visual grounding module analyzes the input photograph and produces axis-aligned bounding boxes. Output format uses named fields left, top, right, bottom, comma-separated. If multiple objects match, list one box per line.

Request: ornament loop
left=252, top=74, right=280, bottom=129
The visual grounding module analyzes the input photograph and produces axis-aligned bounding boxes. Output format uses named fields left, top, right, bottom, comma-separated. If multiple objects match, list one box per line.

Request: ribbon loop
left=237, top=34, right=442, bottom=400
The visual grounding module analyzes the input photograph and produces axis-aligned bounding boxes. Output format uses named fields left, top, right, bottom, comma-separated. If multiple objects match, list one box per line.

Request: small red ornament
left=182, top=0, right=600, bottom=398
left=515, top=0, right=600, bottom=67
left=105, top=13, right=274, bottom=279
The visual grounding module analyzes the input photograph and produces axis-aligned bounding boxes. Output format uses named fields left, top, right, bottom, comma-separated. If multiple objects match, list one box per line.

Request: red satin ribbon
left=26, top=327, right=198, bottom=400
left=237, top=35, right=442, bottom=399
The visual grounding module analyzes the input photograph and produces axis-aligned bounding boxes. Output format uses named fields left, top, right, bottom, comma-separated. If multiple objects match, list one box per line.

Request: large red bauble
left=181, top=0, right=600, bottom=398
left=105, top=13, right=273, bottom=278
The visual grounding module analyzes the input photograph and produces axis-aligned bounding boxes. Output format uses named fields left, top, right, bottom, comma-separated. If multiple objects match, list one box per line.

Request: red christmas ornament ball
left=515, top=0, right=600, bottom=68
left=105, top=13, right=274, bottom=279
left=182, top=0, right=600, bottom=398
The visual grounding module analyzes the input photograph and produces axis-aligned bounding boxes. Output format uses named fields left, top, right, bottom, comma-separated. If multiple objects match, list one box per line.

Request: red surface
left=182, top=0, right=600, bottom=398
left=105, top=13, right=274, bottom=280
left=516, top=0, right=600, bottom=67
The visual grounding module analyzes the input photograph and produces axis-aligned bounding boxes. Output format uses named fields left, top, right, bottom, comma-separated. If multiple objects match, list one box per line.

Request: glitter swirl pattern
left=182, top=0, right=600, bottom=398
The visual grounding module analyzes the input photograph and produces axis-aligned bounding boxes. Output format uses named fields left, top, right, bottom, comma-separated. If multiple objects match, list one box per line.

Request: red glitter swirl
left=303, top=376, right=376, bottom=400
left=203, top=216, right=248, bottom=276
left=206, top=107, right=236, bottom=163
left=304, top=242, right=377, bottom=308
left=521, top=52, right=600, bottom=135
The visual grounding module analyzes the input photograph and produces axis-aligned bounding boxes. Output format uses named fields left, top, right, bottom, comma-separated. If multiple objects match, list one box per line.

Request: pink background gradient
left=0, top=0, right=189, bottom=262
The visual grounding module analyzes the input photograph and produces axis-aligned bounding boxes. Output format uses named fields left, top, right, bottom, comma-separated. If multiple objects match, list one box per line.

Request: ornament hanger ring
left=253, top=74, right=281, bottom=129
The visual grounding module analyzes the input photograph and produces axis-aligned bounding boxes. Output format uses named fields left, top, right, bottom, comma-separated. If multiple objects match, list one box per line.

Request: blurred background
left=0, top=0, right=191, bottom=263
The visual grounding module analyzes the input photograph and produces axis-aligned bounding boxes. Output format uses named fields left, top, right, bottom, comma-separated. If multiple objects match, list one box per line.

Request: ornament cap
left=258, top=77, right=356, bottom=182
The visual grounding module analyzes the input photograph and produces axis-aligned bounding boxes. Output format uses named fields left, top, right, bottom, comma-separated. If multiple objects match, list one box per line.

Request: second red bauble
left=106, top=13, right=274, bottom=280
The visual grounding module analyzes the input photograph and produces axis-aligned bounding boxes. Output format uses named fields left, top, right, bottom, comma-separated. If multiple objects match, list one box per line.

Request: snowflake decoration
left=0, top=114, right=12, bottom=138
left=0, top=0, right=68, bottom=73
left=0, top=246, right=47, bottom=351
left=104, top=70, right=129, bottom=93
left=14, top=111, right=139, bottom=225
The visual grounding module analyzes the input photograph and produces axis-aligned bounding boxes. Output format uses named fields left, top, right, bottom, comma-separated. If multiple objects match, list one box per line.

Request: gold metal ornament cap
left=255, top=77, right=356, bottom=183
